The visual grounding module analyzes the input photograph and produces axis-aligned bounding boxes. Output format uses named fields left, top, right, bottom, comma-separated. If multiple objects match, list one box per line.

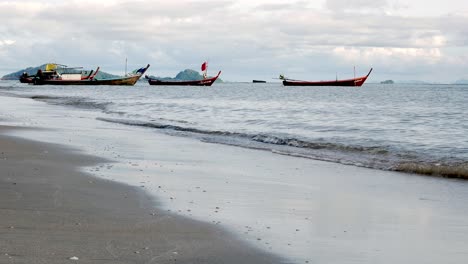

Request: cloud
left=325, top=0, right=388, bottom=13
left=0, top=0, right=468, bottom=82
left=0, top=40, right=15, bottom=46
left=333, top=46, right=443, bottom=64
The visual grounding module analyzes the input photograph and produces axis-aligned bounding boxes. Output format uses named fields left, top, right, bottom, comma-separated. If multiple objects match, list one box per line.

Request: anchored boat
left=281, top=68, right=373, bottom=87
left=30, top=64, right=150, bottom=86
left=146, top=62, right=221, bottom=86
left=20, top=63, right=99, bottom=84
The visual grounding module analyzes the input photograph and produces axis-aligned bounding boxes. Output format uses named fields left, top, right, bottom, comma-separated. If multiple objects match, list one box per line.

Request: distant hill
left=1, top=64, right=47, bottom=80
left=147, top=69, right=223, bottom=83
left=380, top=80, right=394, bottom=84
left=1, top=64, right=118, bottom=80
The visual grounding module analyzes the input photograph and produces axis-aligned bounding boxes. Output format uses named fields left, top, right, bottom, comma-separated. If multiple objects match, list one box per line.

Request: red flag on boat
left=201, top=61, right=207, bottom=72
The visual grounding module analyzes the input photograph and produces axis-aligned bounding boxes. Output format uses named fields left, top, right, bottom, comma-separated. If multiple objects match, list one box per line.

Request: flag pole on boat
left=354, top=66, right=356, bottom=86
left=125, top=58, right=128, bottom=76
left=201, top=61, right=208, bottom=79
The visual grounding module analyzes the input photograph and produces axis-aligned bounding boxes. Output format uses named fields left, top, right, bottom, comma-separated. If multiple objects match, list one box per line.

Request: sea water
left=1, top=81, right=468, bottom=263
left=3, top=81, right=468, bottom=177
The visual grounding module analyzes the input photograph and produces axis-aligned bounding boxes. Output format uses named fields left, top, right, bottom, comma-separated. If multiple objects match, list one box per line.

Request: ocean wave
left=394, top=162, right=468, bottom=179
left=96, top=117, right=390, bottom=154
left=250, top=134, right=391, bottom=155
left=97, top=117, right=432, bottom=170
left=30, top=95, right=62, bottom=100
left=94, top=117, right=468, bottom=179
left=96, top=117, right=244, bottom=136
left=31, top=95, right=111, bottom=111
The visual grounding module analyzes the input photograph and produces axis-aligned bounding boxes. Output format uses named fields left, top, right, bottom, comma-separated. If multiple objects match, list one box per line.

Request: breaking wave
left=96, top=117, right=468, bottom=179
left=30, top=95, right=111, bottom=111
left=96, top=117, right=386, bottom=153
left=394, top=162, right=468, bottom=179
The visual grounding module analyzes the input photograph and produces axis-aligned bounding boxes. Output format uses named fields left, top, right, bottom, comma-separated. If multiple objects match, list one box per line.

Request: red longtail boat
left=146, top=71, right=221, bottom=86
left=146, top=62, right=221, bottom=86
left=281, top=68, right=373, bottom=87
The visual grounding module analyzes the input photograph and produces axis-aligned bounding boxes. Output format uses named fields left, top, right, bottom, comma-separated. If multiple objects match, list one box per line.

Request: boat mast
left=125, top=58, right=127, bottom=76
left=354, top=66, right=356, bottom=87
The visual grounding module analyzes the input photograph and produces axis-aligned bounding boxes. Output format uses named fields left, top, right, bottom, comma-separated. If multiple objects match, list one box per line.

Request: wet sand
left=0, top=126, right=282, bottom=264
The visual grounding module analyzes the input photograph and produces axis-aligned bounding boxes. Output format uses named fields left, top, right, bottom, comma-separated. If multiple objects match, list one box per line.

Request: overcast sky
left=1, top=0, right=468, bottom=82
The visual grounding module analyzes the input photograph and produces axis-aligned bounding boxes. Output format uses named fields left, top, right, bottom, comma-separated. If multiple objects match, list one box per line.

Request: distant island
left=454, top=79, right=468, bottom=85
left=380, top=80, right=394, bottom=84
left=1, top=64, right=119, bottom=80
left=146, top=69, right=223, bottom=83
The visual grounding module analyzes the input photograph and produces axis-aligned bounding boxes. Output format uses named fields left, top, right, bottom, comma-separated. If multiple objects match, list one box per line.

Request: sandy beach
left=0, top=126, right=282, bottom=263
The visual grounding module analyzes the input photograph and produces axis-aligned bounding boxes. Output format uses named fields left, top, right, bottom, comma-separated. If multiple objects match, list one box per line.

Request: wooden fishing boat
left=146, top=71, right=221, bottom=86
left=281, top=68, right=373, bottom=87
left=147, top=62, right=221, bottom=86
left=31, top=64, right=150, bottom=86
left=20, top=63, right=98, bottom=84
left=19, top=74, right=34, bottom=83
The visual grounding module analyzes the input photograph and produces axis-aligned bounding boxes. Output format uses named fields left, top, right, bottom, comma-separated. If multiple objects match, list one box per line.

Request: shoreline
left=0, top=126, right=283, bottom=263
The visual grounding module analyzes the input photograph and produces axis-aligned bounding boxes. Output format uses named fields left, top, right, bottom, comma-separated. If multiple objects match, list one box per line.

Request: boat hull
left=20, top=76, right=34, bottom=84
left=147, top=71, right=221, bottom=86
left=283, top=68, right=373, bottom=87
left=34, top=75, right=141, bottom=86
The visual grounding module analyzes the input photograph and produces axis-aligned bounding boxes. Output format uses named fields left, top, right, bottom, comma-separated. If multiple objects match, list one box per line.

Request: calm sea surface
left=2, top=81, right=467, bottom=177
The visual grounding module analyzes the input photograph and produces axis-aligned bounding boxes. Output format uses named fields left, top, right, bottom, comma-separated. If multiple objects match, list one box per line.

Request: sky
left=1, top=0, right=468, bottom=82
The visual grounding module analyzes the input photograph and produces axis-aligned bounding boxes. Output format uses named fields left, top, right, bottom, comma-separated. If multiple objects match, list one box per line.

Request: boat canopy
left=45, top=63, right=58, bottom=71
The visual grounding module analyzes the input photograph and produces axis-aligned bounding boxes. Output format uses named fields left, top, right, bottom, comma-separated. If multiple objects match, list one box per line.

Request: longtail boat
left=146, top=71, right=221, bottom=86
left=146, top=62, right=221, bottom=86
left=31, top=64, right=150, bottom=86
left=281, top=68, right=373, bottom=87
left=20, top=63, right=98, bottom=84
left=20, top=74, right=34, bottom=84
